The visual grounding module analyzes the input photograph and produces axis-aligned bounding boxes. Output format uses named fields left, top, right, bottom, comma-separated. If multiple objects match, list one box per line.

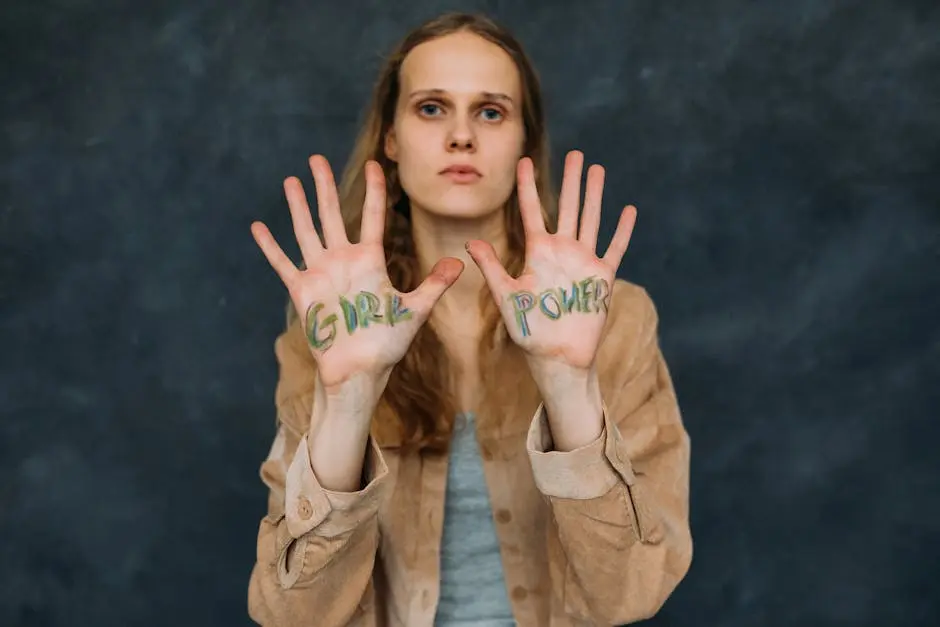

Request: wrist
left=542, top=368, right=602, bottom=421
left=315, top=368, right=390, bottom=433
left=529, top=361, right=604, bottom=452
left=526, top=356, right=595, bottom=395
left=319, top=364, right=392, bottom=397
left=308, top=369, right=389, bottom=493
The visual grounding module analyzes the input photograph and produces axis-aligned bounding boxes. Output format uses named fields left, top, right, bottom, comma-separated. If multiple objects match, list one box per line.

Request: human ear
left=384, top=127, right=398, bottom=162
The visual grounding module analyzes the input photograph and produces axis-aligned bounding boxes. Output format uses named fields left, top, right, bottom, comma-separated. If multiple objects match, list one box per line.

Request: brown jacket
left=247, top=279, right=692, bottom=626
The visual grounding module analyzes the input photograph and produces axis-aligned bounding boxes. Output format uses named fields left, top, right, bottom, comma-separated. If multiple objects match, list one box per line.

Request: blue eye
left=481, top=107, right=503, bottom=121
left=419, top=103, right=441, bottom=116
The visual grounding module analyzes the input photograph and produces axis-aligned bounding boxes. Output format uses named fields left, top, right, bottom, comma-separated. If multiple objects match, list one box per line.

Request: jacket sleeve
left=247, top=326, right=389, bottom=626
left=525, top=284, right=692, bottom=625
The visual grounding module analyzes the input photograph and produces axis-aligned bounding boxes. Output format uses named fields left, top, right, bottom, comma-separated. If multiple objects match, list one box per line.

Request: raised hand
left=251, top=156, right=464, bottom=393
left=465, top=150, right=637, bottom=374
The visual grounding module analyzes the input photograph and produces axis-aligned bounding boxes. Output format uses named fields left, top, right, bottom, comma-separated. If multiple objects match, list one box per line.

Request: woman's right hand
left=251, top=155, right=464, bottom=396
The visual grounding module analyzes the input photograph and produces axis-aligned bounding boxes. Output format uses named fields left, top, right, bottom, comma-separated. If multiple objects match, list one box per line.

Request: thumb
left=465, top=239, right=508, bottom=294
left=407, top=257, right=465, bottom=313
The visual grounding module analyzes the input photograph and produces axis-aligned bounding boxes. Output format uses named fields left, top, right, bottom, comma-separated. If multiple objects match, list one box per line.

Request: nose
left=449, top=136, right=474, bottom=151
left=447, top=118, right=476, bottom=152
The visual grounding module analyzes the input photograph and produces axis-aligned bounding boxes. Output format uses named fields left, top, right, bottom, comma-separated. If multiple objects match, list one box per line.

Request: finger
left=516, top=158, right=547, bottom=236
left=556, top=150, right=584, bottom=238
left=250, top=221, right=299, bottom=288
left=359, top=160, right=387, bottom=245
left=465, top=239, right=511, bottom=296
left=406, top=257, right=465, bottom=314
left=602, top=205, right=638, bottom=271
left=309, top=155, right=350, bottom=248
left=283, top=177, right=323, bottom=268
left=578, top=164, right=605, bottom=253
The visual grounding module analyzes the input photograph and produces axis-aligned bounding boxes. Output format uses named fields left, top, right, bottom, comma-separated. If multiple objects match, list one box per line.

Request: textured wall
left=2, top=0, right=938, bottom=625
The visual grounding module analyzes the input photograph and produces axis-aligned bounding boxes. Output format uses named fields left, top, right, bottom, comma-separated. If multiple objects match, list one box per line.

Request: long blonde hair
left=289, top=12, right=558, bottom=453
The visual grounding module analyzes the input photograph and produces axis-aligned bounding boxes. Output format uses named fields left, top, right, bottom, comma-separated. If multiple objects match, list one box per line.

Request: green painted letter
left=305, top=302, right=338, bottom=351
left=509, top=291, right=536, bottom=337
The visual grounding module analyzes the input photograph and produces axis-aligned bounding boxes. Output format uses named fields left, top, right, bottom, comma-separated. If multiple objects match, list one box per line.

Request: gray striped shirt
left=434, top=413, right=516, bottom=626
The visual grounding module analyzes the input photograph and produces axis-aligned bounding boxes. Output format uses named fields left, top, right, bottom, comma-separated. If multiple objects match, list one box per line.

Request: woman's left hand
left=466, top=150, right=637, bottom=377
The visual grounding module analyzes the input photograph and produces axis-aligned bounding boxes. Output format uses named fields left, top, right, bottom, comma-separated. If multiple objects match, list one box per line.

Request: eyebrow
left=407, top=88, right=515, bottom=105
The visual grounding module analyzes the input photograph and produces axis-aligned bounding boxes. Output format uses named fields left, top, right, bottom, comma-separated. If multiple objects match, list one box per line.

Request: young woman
left=246, top=12, right=691, bottom=627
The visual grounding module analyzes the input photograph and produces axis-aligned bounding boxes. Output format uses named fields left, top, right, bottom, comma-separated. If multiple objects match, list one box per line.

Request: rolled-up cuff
left=526, top=402, right=636, bottom=500
left=284, top=432, right=388, bottom=538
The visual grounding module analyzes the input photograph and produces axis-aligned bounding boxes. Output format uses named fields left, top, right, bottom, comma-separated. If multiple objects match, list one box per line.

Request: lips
left=440, top=165, right=481, bottom=176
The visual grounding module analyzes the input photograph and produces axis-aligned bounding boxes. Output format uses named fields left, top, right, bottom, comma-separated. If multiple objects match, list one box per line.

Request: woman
left=246, top=11, right=692, bottom=627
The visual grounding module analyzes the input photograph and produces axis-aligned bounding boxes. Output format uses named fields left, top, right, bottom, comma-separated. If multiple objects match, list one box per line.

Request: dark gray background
left=2, top=0, right=938, bottom=625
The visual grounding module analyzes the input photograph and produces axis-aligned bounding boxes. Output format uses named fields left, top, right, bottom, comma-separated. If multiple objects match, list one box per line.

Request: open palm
left=251, top=156, right=464, bottom=391
left=466, top=151, right=637, bottom=371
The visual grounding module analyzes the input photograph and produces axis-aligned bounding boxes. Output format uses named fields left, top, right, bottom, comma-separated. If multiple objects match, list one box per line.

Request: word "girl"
left=304, top=291, right=412, bottom=351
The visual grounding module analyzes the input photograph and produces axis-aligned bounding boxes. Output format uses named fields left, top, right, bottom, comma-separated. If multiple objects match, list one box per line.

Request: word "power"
left=508, top=277, right=610, bottom=337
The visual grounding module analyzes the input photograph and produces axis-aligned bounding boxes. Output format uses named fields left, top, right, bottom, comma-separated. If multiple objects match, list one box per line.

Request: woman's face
left=385, top=31, right=526, bottom=221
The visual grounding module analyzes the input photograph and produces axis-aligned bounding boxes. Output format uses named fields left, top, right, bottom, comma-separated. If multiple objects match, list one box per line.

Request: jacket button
left=496, top=509, right=512, bottom=523
left=297, top=496, right=313, bottom=520
left=511, top=586, right=528, bottom=601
